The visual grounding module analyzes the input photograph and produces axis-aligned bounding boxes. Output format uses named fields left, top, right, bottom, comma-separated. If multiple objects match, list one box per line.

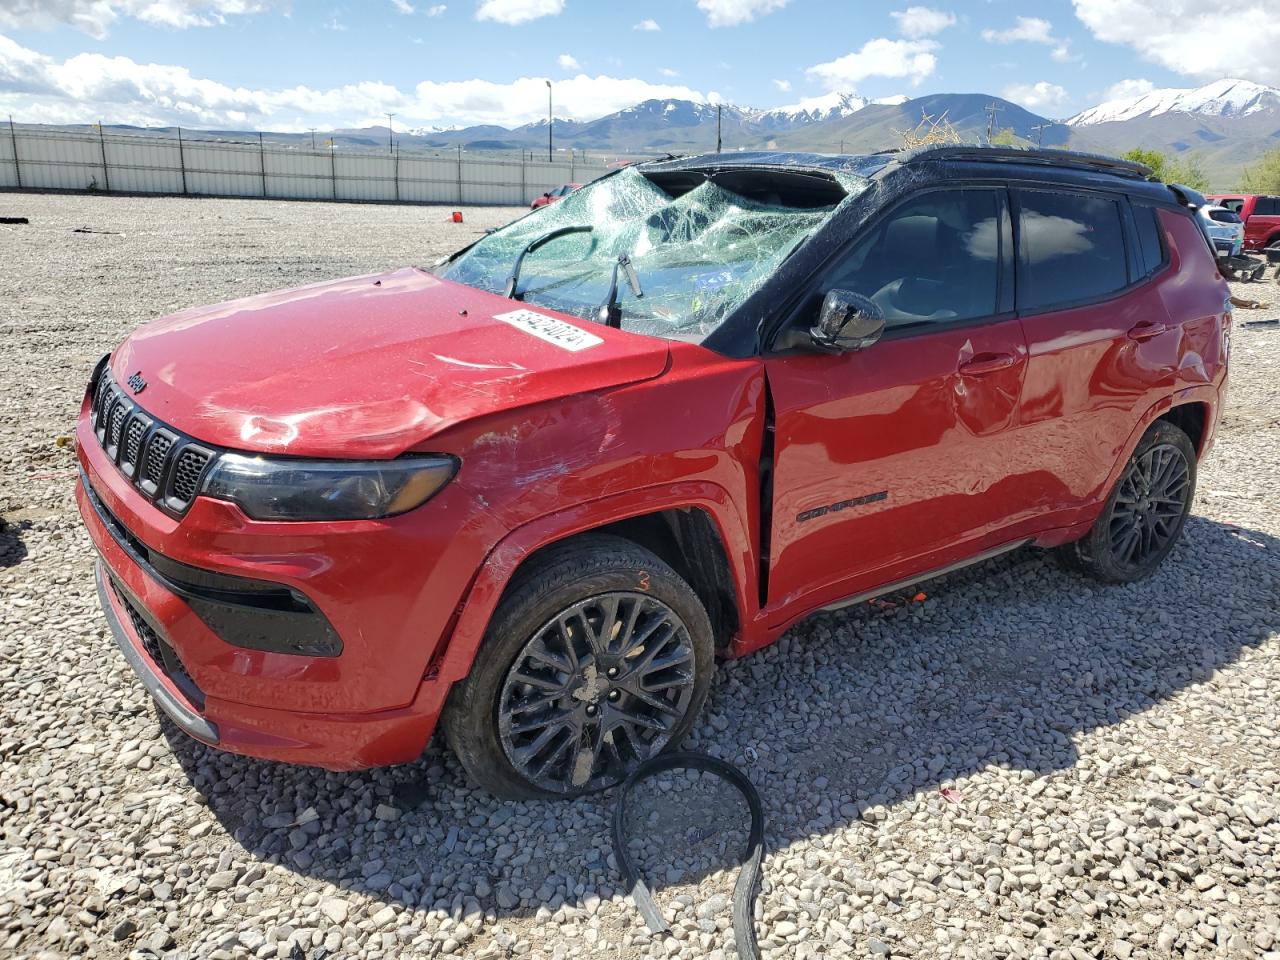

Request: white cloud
left=425, top=3, right=446, bottom=13
left=474, top=0, right=562, bottom=25
left=0, top=0, right=282, bottom=38
left=0, top=32, right=709, bottom=129
left=807, top=38, right=938, bottom=89
left=772, top=78, right=790, bottom=91
left=556, top=52, right=579, bottom=70
left=391, top=0, right=414, bottom=12
left=1003, top=80, right=1069, bottom=112
left=696, top=0, right=789, bottom=28
left=890, top=6, right=955, bottom=38
left=983, top=15, right=1079, bottom=63
left=633, top=18, right=659, bottom=31
left=1103, top=77, right=1155, bottom=101
left=982, top=16, right=1054, bottom=45
left=1072, top=0, right=1280, bottom=84
left=658, top=67, right=679, bottom=78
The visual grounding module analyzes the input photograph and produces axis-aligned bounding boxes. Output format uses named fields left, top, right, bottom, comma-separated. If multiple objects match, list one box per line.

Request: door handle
left=958, top=353, right=1018, bottom=376
left=1127, top=321, right=1168, bottom=341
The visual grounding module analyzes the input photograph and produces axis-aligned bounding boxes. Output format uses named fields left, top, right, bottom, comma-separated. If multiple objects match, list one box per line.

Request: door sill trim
left=820, top=539, right=1032, bottom=613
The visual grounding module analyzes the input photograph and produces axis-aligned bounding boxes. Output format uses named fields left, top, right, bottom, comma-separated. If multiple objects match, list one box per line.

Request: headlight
left=201, top=454, right=458, bottom=521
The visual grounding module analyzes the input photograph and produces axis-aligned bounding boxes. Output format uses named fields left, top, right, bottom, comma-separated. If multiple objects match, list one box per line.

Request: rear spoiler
left=1167, top=183, right=1207, bottom=209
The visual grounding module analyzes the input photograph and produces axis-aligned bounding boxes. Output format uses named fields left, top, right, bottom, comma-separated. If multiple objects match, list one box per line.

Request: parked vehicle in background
left=531, top=183, right=581, bottom=209
left=77, top=146, right=1229, bottom=799
left=1197, top=204, right=1245, bottom=257
left=1207, top=194, right=1280, bottom=252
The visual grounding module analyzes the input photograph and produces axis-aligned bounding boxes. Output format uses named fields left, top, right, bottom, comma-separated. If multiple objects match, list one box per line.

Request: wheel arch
left=1156, top=400, right=1209, bottom=458
left=1098, top=387, right=1219, bottom=503
left=431, top=484, right=756, bottom=686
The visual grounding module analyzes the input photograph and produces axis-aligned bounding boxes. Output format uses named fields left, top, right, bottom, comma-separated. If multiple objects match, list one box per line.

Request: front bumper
left=75, top=396, right=481, bottom=770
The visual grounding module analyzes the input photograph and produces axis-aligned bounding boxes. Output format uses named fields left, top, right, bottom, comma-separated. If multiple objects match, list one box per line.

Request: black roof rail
left=896, top=144, right=1152, bottom=180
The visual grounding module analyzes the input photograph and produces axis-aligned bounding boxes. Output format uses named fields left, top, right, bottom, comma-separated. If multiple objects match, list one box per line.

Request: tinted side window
left=1256, top=197, right=1280, bottom=216
left=1017, top=191, right=1127, bottom=311
left=825, top=189, right=1001, bottom=329
left=1133, top=204, right=1165, bottom=276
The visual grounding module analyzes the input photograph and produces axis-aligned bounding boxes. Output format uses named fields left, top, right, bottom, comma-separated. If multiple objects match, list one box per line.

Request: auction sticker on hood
left=493, top=309, right=603, bottom=352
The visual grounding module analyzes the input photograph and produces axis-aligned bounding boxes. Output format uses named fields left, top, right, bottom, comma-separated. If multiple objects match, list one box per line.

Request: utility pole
left=1030, top=123, right=1048, bottom=148
left=545, top=80, right=553, bottom=162
left=385, top=113, right=395, bottom=154
left=984, top=101, right=1003, bottom=143
left=308, top=128, right=317, bottom=150
left=716, top=104, right=722, bottom=153
left=840, top=138, right=845, bottom=154
left=8, top=115, right=20, bottom=189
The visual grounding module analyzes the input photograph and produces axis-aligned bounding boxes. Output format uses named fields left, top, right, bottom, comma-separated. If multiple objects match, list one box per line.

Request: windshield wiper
left=504, top=224, right=593, bottom=299
left=596, top=254, right=643, bottom=328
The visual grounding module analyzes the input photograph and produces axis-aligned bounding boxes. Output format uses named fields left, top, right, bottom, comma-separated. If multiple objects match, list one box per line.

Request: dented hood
left=110, top=267, right=670, bottom=458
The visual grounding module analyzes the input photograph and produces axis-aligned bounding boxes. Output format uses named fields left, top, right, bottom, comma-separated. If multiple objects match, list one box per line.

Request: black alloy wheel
left=1107, top=441, right=1192, bottom=572
left=497, top=592, right=696, bottom=795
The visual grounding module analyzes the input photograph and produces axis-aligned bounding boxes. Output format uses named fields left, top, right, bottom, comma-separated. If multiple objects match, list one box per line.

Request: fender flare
left=433, top=481, right=756, bottom=684
left=1097, top=385, right=1220, bottom=499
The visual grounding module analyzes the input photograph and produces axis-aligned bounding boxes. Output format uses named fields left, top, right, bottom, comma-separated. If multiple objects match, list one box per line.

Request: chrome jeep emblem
left=126, top=371, right=147, bottom=394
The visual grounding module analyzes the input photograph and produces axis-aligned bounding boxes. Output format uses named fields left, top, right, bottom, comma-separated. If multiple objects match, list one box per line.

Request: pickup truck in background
left=1207, top=194, right=1280, bottom=253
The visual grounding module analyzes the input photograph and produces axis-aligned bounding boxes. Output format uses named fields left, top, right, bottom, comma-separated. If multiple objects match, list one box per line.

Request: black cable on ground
left=611, top=751, right=766, bottom=960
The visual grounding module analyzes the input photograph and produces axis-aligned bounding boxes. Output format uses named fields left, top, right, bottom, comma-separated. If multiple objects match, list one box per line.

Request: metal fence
left=0, top=123, right=617, bottom=206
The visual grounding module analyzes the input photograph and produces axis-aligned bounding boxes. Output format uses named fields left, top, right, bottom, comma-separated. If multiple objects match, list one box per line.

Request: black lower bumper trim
left=95, top=561, right=219, bottom=744
left=80, top=467, right=342, bottom=657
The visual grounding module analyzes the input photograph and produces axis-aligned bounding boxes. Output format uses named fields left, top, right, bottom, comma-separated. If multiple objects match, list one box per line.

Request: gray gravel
left=2, top=193, right=1279, bottom=960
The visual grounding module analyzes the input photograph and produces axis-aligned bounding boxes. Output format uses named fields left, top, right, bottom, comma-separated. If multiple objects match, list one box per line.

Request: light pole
left=385, top=113, right=395, bottom=154
left=308, top=128, right=317, bottom=150
left=545, top=80, right=553, bottom=162
left=716, top=104, right=722, bottom=153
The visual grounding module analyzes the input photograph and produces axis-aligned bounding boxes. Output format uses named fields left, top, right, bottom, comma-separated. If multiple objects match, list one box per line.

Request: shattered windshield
left=440, top=166, right=857, bottom=341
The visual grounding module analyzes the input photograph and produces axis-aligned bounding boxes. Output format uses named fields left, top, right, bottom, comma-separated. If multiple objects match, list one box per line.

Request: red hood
left=110, top=268, right=670, bottom=458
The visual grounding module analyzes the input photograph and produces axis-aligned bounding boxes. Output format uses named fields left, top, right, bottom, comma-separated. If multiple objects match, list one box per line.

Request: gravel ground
left=2, top=193, right=1279, bottom=960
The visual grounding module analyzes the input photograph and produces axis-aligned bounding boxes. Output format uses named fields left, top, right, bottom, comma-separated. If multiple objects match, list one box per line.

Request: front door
left=762, top=186, right=1031, bottom=611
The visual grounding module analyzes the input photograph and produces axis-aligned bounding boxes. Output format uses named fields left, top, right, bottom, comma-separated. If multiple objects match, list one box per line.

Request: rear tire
left=1057, top=420, right=1196, bottom=583
left=441, top=535, right=714, bottom=800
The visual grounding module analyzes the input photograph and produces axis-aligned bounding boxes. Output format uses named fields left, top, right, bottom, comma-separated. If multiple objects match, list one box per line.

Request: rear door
left=762, top=186, right=1032, bottom=610
left=1015, top=189, right=1178, bottom=513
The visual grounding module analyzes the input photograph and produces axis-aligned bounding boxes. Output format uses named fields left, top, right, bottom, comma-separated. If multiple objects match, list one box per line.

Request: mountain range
left=58, top=78, right=1280, bottom=190
left=382, top=78, right=1278, bottom=188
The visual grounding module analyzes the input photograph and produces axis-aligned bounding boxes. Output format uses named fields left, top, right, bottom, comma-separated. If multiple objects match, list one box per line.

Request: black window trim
left=762, top=182, right=1016, bottom=353
left=1011, top=185, right=1140, bottom=319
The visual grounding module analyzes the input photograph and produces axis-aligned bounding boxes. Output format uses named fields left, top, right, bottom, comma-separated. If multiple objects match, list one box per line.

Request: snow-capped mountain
left=1068, top=78, right=1280, bottom=126
left=749, top=92, right=908, bottom=128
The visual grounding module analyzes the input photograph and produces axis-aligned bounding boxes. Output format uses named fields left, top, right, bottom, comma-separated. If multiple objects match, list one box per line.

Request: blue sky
left=0, top=0, right=1275, bottom=130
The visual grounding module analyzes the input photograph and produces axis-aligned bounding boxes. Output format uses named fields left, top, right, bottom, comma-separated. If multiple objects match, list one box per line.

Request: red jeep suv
left=77, top=146, right=1230, bottom=798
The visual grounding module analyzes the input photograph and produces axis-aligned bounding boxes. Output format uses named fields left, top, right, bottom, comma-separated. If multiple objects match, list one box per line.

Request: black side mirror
left=809, top=289, right=885, bottom=352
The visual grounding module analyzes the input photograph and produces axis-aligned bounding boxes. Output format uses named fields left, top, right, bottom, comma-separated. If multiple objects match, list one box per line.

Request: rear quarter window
left=1132, top=204, right=1166, bottom=277
left=1016, top=191, right=1128, bottom=312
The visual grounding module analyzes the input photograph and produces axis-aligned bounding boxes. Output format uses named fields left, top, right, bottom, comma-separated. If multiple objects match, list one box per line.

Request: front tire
left=1058, top=420, right=1197, bottom=583
left=441, top=535, right=714, bottom=800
